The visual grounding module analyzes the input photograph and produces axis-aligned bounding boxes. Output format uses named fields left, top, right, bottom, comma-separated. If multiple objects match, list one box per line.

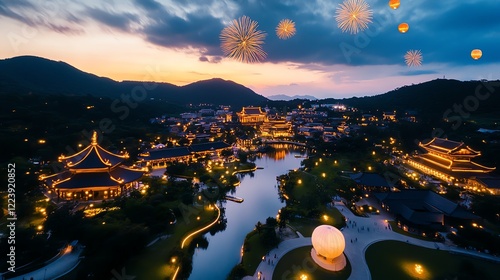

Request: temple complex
left=405, top=137, right=495, bottom=183
left=41, top=132, right=145, bottom=200
left=237, top=107, right=267, bottom=125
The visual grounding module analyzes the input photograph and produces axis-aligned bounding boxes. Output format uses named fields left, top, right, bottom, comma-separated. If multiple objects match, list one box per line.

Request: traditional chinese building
left=374, top=190, right=479, bottom=233
left=467, top=176, right=500, bottom=195
left=405, top=138, right=495, bottom=183
left=41, top=132, right=144, bottom=200
left=260, top=119, right=293, bottom=138
left=237, top=107, right=267, bottom=125
left=382, top=111, right=397, bottom=122
left=139, top=141, right=231, bottom=167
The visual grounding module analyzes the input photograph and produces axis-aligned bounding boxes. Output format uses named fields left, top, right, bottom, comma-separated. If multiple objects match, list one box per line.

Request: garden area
left=272, top=246, right=351, bottom=280
left=366, top=240, right=500, bottom=280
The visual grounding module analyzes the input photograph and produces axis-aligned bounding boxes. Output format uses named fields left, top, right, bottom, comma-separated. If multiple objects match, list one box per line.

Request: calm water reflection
left=189, top=148, right=304, bottom=280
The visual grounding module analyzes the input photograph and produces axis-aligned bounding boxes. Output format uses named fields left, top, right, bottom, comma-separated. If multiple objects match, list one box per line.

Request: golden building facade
left=237, top=107, right=267, bottom=125
left=405, top=138, right=495, bottom=183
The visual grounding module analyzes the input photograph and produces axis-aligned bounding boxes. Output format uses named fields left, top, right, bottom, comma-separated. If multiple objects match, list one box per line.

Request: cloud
left=85, top=7, right=138, bottom=32
left=398, top=70, right=439, bottom=76
left=1, top=0, right=498, bottom=68
left=0, top=0, right=83, bottom=34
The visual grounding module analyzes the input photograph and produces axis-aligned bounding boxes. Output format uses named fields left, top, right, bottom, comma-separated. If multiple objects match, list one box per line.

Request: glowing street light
left=414, top=264, right=423, bottom=275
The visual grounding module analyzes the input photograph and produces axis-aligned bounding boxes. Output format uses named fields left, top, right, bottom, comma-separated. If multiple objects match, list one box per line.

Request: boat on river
left=294, top=155, right=308, bottom=158
left=224, top=195, right=244, bottom=203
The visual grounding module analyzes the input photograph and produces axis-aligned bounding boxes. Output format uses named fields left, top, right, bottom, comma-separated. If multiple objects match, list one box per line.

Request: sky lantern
left=389, top=0, right=400, bottom=10
left=398, top=22, right=409, bottom=33
left=471, top=49, right=482, bottom=60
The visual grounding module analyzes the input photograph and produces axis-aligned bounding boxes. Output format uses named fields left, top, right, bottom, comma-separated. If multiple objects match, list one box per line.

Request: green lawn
left=289, top=207, right=345, bottom=237
left=388, top=221, right=438, bottom=242
left=366, top=240, right=500, bottom=280
left=272, top=246, right=351, bottom=280
left=126, top=204, right=218, bottom=279
left=240, top=230, right=269, bottom=276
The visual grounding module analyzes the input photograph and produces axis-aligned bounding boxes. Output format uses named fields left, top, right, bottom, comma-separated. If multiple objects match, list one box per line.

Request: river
left=188, top=148, right=305, bottom=280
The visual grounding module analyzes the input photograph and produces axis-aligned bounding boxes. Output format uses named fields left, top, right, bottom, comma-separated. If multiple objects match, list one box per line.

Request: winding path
left=6, top=245, right=83, bottom=280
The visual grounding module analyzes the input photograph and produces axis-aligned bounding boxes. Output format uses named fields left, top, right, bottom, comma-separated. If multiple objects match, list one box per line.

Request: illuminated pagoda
left=42, top=131, right=145, bottom=200
left=237, top=107, right=267, bottom=126
left=406, top=137, right=495, bottom=183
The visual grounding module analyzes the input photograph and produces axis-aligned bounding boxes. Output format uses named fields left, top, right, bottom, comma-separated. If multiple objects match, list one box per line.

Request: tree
left=238, top=151, right=248, bottom=163
left=220, top=149, right=233, bottom=161
left=255, top=221, right=263, bottom=235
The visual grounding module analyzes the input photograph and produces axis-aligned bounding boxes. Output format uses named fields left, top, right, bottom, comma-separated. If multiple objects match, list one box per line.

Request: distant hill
left=268, top=94, right=317, bottom=101
left=0, top=56, right=268, bottom=109
left=320, top=79, right=500, bottom=122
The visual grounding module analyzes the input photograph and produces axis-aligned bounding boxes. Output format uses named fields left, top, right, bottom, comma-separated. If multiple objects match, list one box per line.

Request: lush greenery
left=366, top=240, right=500, bottom=280
left=446, top=224, right=500, bottom=255
left=228, top=217, right=280, bottom=279
left=272, top=246, right=351, bottom=280
left=0, top=158, right=60, bottom=274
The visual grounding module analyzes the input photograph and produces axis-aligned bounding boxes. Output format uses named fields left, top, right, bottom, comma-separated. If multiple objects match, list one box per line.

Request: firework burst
left=220, top=15, right=267, bottom=63
left=404, top=50, right=423, bottom=67
left=276, top=19, right=296, bottom=39
left=335, top=0, right=373, bottom=34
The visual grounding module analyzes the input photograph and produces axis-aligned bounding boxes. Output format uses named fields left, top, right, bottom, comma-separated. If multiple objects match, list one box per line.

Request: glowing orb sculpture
left=398, top=22, right=409, bottom=33
left=471, top=49, right=482, bottom=60
left=311, top=225, right=347, bottom=271
left=389, top=0, right=401, bottom=10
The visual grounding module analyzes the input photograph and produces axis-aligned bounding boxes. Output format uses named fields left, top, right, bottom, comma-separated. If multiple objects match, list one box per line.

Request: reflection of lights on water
left=415, top=264, right=423, bottom=274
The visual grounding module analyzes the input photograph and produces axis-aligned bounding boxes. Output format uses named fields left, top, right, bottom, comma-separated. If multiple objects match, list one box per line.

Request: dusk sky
left=1, top=0, right=499, bottom=99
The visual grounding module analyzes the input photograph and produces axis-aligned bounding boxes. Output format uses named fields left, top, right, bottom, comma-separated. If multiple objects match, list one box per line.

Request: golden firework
left=220, top=15, right=267, bottom=63
left=335, top=0, right=373, bottom=34
left=404, top=50, right=423, bottom=67
left=276, top=19, right=296, bottom=39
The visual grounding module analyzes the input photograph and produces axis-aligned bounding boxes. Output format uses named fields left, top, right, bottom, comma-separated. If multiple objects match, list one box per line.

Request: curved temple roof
left=59, top=131, right=128, bottom=170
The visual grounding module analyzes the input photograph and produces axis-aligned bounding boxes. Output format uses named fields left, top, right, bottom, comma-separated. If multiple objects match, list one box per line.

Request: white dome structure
left=310, top=225, right=347, bottom=271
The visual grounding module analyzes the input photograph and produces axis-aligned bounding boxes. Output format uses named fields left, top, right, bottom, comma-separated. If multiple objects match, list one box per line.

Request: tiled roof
left=349, top=172, right=392, bottom=187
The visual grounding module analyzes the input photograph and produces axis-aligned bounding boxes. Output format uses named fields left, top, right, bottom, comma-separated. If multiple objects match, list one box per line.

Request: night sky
left=1, top=0, right=498, bottom=98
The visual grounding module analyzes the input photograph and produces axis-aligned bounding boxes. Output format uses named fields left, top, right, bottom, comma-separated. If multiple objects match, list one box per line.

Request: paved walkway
left=7, top=246, right=83, bottom=280
left=243, top=237, right=311, bottom=280
left=244, top=200, right=500, bottom=280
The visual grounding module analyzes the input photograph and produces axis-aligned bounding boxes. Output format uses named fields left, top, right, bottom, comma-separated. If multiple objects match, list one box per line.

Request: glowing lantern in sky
left=471, top=49, right=482, bottom=60
left=389, top=0, right=400, bottom=10
left=398, top=23, right=409, bottom=33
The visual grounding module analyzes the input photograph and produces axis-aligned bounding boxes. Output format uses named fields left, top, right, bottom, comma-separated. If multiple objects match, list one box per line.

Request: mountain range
left=0, top=56, right=268, bottom=109
left=1, top=56, right=499, bottom=122
left=267, top=94, right=317, bottom=101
